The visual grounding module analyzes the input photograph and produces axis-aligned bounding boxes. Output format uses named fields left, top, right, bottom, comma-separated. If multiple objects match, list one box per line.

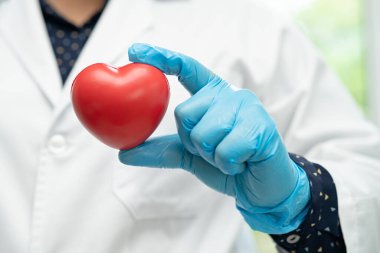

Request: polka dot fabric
left=271, top=154, right=346, bottom=252
left=40, top=0, right=107, bottom=84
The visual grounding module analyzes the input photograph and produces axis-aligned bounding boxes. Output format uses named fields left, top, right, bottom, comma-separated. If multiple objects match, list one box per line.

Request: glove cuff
left=236, top=162, right=311, bottom=234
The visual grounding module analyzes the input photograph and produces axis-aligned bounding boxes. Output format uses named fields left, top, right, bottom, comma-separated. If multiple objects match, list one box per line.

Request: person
left=0, top=0, right=379, bottom=252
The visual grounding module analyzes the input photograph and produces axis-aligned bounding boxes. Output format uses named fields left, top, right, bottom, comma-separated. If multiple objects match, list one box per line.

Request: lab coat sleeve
left=242, top=17, right=380, bottom=252
left=271, top=154, right=346, bottom=252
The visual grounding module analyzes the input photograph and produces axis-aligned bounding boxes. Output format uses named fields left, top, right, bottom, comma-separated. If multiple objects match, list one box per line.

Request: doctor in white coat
left=0, top=0, right=379, bottom=252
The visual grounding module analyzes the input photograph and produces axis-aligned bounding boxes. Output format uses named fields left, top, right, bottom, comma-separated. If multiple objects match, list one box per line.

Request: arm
left=120, top=43, right=322, bottom=237
left=254, top=22, right=380, bottom=252
left=271, top=155, right=345, bottom=252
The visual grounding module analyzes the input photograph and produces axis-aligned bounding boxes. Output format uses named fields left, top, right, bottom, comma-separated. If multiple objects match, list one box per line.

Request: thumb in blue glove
left=119, top=43, right=311, bottom=234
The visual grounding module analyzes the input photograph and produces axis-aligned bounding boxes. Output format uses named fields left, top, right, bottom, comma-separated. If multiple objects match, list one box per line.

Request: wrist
left=236, top=163, right=311, bottom=234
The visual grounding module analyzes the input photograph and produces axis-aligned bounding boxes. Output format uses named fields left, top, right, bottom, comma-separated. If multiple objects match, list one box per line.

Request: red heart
left=71, top=63, right=170, bottom=150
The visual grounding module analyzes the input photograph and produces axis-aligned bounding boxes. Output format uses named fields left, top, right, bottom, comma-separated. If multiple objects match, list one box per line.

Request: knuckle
left=217, top=123, right=232, bottom=135
left=215, top=146, right=232, bottom=164
left=189, top=129, right=203, bottom=144
left=174, top=103, right=188, bottom=120
left=215, top=147, right=242, bottom=175
left=190, top=130, right=213, bottom=152
left=174, top=103, right=195, bottom=130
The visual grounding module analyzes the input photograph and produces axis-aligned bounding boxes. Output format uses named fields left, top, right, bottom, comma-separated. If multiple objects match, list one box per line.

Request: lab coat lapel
left=52, top=0, right=153, bottom=120
left=0, top=0, right=62, bottom=107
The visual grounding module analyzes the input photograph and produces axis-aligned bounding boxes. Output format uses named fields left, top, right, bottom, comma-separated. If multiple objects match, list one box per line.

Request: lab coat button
left=286, top=234, right=301, bottom=244
left=48, top=135, right=67, bottom=153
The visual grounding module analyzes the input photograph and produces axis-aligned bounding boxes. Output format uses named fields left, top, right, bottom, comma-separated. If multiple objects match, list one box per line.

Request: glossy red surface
left=71, top=63, right=170, bottom=150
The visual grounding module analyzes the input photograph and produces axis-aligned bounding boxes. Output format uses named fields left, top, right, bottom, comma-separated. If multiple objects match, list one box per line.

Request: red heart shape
left=71, top=63, right=170, bottom=150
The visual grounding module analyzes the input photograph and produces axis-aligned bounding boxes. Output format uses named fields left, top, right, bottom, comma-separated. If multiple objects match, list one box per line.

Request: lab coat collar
left=0, top=0, right=62, bottom=107
left=0, top=0, right=153, bottom=117
left=52, top=0, right=153, bottom=121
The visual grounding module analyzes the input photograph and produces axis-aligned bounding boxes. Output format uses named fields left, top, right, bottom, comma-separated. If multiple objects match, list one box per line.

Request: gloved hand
left=119, top=43, right=311, bottom=234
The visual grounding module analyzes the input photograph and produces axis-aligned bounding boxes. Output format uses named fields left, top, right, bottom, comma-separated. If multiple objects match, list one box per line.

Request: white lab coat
left=0, top=0, right=379, bottom=252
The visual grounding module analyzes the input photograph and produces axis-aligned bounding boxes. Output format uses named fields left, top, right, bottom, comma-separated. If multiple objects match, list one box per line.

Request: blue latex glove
left=119, top=43, right=311, bottom=234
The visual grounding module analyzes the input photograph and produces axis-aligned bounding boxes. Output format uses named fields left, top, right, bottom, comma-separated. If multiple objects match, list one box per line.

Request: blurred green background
left=254, top=0, right=365, bottom=251
left=297, top=0, right=366, bottom=109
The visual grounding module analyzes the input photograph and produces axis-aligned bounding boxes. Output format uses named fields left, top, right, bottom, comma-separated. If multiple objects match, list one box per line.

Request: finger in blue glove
left=120, top=43, right=311, bottom=234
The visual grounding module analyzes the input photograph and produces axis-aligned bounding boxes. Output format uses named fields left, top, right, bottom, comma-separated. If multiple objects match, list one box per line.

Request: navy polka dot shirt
left=40, top=0, right=107, bottom=84
left=40, top=1, right=346, bottom=252
left=271, top=155, right=346, bottom=252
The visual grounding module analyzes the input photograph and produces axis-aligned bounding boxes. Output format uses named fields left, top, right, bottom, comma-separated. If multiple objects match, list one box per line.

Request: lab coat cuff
left=270, top=154, right=346, bottom=252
